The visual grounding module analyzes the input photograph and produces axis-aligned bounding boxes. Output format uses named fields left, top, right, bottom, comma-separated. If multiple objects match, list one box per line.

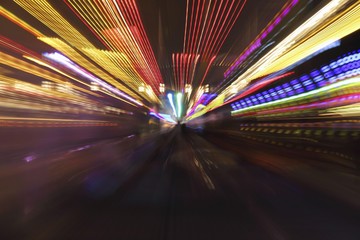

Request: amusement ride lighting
left=22, top=56, right=147, bottom=107
left=2, top=3, right=141, bottom=100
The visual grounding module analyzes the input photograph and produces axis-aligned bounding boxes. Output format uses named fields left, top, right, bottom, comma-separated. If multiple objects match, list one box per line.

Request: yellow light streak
left=0, top=74, right=95, bottom=105
left=23, top=55, right=101, bottom=97
left=22, top=55, right=143, bottom=106
left=14, top=0, right=93, bottom=49
left=185, top=0, right=360, bottom=120
left=0, top=51, right=104, bottom=99
left=13, top=0, right=155, bottom=104
left=38, top=37, right=140, bottom=99
left=0, top=6, right=44, bottom=37
left=226, top=0, right=360, bottom=97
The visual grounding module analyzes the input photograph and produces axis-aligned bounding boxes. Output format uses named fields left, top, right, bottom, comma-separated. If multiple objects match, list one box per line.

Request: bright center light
left=176, top=93, right=183, bottom=118
left=167, top=93, right=177, bottom=118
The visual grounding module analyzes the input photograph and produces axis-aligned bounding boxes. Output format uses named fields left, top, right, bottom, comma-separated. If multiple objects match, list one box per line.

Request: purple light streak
left=224, top=0, right=299, bottom=78
left=43, top=52, right=142, bottom=106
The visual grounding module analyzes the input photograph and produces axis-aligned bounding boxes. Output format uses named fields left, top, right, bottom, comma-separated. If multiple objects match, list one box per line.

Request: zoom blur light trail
left=251, top=93, right=360, bottom=119
left=231, top=77, right=360, bottom=116
left=22, top=55, right=147, bottom=105
left=6, top=1, right=139, bottom=99
left=225, top=72, right=295, bottom=106
left=177, top=93, right=183, bottom=119
left=224, top=0, right=299, bottom=78
left=189, top=0, right=360, bottom=120
left=0, top=75, right=112, bottom=117
left=173, top=0, right=247, bottom=92
left=231, top=49, right=360, bottom=112
left=38, top=37, right=142, bottom=100
left=64, top=0, right=164, bottom=96
left=44, top=52, right=143, bottom=106
left=167, top=93, right=178, bottom=118
left=0, top=51, right=99, bottom=97
left=224, top=0, right=360, bottom=98
left=149, top=112, right=177, bottom=124
left=12, top=0, right=155, bottom=103
left=0, top=6, right=44, bottom=38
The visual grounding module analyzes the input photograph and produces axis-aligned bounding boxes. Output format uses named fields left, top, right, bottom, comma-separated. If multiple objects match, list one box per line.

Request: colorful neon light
left=231, top=50, right=360, bottom=112
left=224, top=0, right=299, bottom=78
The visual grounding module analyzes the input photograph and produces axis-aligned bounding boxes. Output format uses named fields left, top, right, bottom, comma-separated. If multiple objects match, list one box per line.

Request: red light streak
left=202, top=0, right=229, bottom=61
left=177, top=0, right=246, bottom=93
left=0, top=35, right=40, bottom=58
left=211, top=0, right=247, bottom=60
left=198, top=55, right=217, bottom=88
left=65, top=0, right=164, bottom=95
left=190, top=0, right=205, bottom=56
left=224, top=71, right=295, bottom=105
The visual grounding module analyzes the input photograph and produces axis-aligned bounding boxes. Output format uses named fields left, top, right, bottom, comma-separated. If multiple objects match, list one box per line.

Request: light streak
left=231, top=49, right=360, bottom=112
left=0, top=51, right=97, bottom=97
left=321, top=102, right=360, bottom=117
left=177, top=93, right=183, bottom=118
left=22, top=55, right=146, bottom=105
left=176, top=0, right=247, bottom=93
left=13, top=0, right=158, bottom=104
left=65, top=0, right=164, bottom=95
left=0, top=35, right=40, bottom=58
left=192, top=0, right=360, bottom=119
left=225, top=72, right=295, bottom=105
left=225, top=0, right=359, bottom=98
left=231, top=77, right=360, bottom=115
left=167, top=93, right=177, bottom=118
left=224, top=0, right=298, bottom=78
left=150, top=112, right=177, bottom=124
left=38, top=37, right=141, bottom=100
left=0, top=6, right=44, bottom=37
left=252, top=93, right=360, bottom=118
left=14, top=0, right=93, bottom=49
left=43, top=52, right=143, bottom=106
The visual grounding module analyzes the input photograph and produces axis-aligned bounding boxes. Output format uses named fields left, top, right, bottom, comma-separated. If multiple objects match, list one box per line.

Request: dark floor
left=0, top=126, right=359, bottom=240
